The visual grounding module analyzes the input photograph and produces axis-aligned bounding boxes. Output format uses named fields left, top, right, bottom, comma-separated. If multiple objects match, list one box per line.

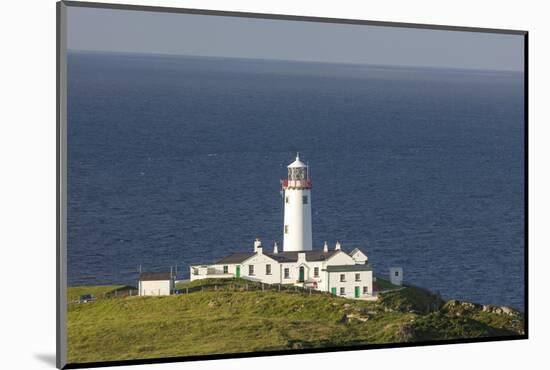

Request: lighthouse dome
left=288, top=153, right=307, bottom=168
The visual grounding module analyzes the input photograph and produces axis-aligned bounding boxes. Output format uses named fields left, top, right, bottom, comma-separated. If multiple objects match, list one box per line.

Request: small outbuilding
left=138, top=272, right=174, bottom=296
left=389, top=267, right=403, bottom=286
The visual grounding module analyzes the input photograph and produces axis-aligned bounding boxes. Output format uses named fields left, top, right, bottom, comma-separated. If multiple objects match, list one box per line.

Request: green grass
left=67, top=285, right=125, bottom=302
left=378, top=283, right=444, bottom=314
left=67, top=279, right=524, bottom=364
left=175, top=278, right=262, bottom=290
left=375, top=278, right=401, bottom=291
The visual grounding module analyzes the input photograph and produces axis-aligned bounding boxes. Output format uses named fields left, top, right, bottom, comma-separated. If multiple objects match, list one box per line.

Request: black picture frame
left=56, top=1, right=528, bottom=368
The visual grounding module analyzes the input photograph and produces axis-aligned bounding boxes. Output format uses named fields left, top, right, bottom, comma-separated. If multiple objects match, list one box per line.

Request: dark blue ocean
left=67, top=51, right=525, bottom=310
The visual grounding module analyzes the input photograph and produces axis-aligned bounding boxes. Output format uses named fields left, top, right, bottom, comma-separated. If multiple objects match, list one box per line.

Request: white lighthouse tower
left=282, top=153, right=313, bottom=251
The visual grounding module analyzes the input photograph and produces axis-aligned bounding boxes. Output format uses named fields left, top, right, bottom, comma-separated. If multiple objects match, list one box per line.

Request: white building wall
left=326, top=270, right=374, bottom=298
left=350, top=250, right=368, bottom=264
left=283, top=188, right=312, bottom=251
left=363, top=270, right=374, bottom=296
left=280, top=262, right=295, bottom=284
left=139, top=280, right=172, bottom=296
left=240, top=253, right=281, bottom=284
left=188, top=248, right=374, bottom=298
left=306, top=261, right=324, bottom=283
left=325, top=251, right=356, bottom=266
left=279, top=260, right=325, bottom=288
left=210, top=264, right=234, bottom=275
left=390, top=267, right=403, bottom=286
left=190, top=264, right=241, bottom=281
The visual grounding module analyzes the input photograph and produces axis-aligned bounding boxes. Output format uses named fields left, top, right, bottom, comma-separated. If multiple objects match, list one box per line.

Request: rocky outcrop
left=442, top=300, right=482, bottom=316
left=482, top=304, right=520, bottom=316
left=442, top=300, right=521, bottom=318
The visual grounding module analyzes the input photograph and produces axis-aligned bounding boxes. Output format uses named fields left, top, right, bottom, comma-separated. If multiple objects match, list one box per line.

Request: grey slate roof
left=215, top=252, right=256, bottom=264
left=325, top=264, right=372, bottom=272
left=266, top=250, right=340, bottom=262
left=215, top=249, right=340, bottom=264
left=139, top=272, right=172, bottom=281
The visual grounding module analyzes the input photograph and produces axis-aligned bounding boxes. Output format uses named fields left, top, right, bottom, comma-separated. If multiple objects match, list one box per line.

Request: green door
left=355, top=286, right=360, bottom=298
left=331, top=287, right=337, bottom=296
left=299, top=266, right=305, bottom=282
left=236, top=265, right=240, bottom=278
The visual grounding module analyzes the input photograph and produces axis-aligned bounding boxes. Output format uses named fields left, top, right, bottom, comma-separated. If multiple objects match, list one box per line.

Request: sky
left=67, top=6, right=524, bottom=72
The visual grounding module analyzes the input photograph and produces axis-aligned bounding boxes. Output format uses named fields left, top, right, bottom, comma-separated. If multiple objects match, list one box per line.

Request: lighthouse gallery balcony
left=281, top=178, right=312, bottom=189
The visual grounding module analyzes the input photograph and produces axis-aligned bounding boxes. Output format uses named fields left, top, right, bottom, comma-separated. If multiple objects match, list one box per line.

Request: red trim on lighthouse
left=281, top=178, right=313, bottom=189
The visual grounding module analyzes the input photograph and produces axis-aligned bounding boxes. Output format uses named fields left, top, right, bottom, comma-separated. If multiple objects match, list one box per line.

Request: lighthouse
left=190, top=153, right=375, bottom=299
left=282, top=153, right=313, bottom=251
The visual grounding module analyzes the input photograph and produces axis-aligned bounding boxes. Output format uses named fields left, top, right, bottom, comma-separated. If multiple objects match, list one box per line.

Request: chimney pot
left=254, top=238, right=262, bottom=251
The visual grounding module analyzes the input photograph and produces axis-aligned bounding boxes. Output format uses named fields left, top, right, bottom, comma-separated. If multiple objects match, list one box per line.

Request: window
left=223, top=265, right=228, bottom=274
left=284, top=225, right=289, bottom=234
left=266, top=264, right=272, bottom=275
left=249, top=265, right=254, bottom=276
left=284, top=268, right=290, bottom=279
left=302, top=195, right=308, bottom=204
left=355, top=273, right=361, bottom=282
left=314, top=267, right=319, bottom=277
left=363, top=286, right=368, bottom=294
left=340, top=274, right=346, bottom=282
left=285, top=196, right=289, bottom=204
left=395, top=271, right=399, bottom=277
left=340, top=287, right=345, bottom=296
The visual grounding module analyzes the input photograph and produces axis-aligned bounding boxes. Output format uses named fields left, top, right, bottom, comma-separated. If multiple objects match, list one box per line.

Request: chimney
left=254, top=238, right=262, bottom=253
left=298, top=252, right=306, bottom=263
left=273, top=242, right=279, bottom=254
left=323, top=241, right=328, bottom=253
left=335, top=241, right=341, bottom=251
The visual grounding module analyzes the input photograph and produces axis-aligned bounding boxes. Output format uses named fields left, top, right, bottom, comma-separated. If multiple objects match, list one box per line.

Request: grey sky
left=67, top=6, right=524, bottom=72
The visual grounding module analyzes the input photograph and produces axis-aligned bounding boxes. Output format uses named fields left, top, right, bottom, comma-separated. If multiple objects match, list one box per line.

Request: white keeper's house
left=190, top=154, right=375, bottom=299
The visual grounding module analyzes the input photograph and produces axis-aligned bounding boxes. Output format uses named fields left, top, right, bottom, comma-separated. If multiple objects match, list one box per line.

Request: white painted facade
left=350, top=248, right=369, bottom=264
left=190, top=265, right=233, bottom=280
left=283, top=155, right=312, bottom=251
left=390, top=267, right=403, bottom=286
left=190, top=240, right=375, bottom=299
left=139, top=279, right=173, bottom=296
left=326, top=269, right=374, bottom=298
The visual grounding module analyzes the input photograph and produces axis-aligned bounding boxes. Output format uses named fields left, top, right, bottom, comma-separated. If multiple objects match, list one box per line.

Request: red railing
left=281, top=178, right=312, bottom=189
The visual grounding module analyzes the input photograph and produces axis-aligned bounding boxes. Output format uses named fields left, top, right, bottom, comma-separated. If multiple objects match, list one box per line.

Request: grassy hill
left=67, top=278, right=524, bottom=364
left=67, top=285, right=126, bottom=303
